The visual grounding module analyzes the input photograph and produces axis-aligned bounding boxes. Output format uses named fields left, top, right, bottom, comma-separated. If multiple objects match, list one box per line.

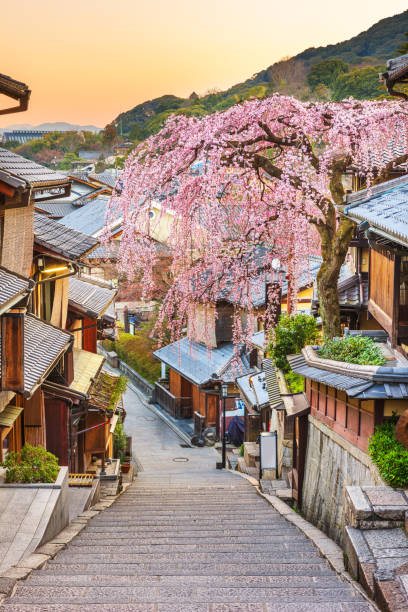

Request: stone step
left=72, top=535, right=305, bottom=545
left=7, top=585, right=362, bottom=604
left=64, top=542, right=316, bottom=554
left=79, top=527, right=299, bottom=537
left=26, top=574, right=344, bottom=588
left=89, top=515, right=284, bottom=524
left=43, top=561, right=333, bottom=576
left=50, top=551, right=324, bottom=563
left=93, top=508, right=274, bottom=515
left=1, top=603, right=374, bottom=612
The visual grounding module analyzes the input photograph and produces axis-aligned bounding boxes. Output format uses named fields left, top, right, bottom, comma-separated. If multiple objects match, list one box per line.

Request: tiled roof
left=60, top=197, right=118, bottom=236
left=0, top=267, right=31, bottom=312
left=262, top=358, right=283, bottom=409
left=251, top=330, right=265, bottom=350
left=0, top=73, right=30, bottom=113
left=88, top=172, right=120, bottom=189
left=69, top=277, right=117, bottom=318
left=0, top=314, right=72, bottom=397
left=288, top=353, right=408, bottom=400
left=344, top=175, right=408, bottom=247
left=0, top=148, right=70, bottom=189
left=35, top=200, right=78, bottom=218
left=385, top=53, right=408, bottom=83
left=34, top=213, right=98, bottom=260
left=236, top=369, right=269, bottom=410
left=84, top=242, right=119, bottom=260
left=154, top=338, right=251, bottom=385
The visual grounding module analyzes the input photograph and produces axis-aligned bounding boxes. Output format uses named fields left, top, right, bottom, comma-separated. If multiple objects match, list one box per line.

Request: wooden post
left=1, top=307, right=25, bottom=392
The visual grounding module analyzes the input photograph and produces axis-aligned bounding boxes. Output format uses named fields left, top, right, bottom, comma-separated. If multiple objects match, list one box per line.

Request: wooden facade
left=305, top=378, right=382, bottom=452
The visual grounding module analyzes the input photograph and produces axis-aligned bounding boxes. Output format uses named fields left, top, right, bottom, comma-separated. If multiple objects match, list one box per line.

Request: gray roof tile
left=288, top=353, right=408, bottom=399
left=34, top=213, right=98, bottom=260
left=344, top=175, right=408, bottom=247
left=60, top=197, right=119, bottom=236
left=69, top=277, right=117, bottom=318
left=0, top=314, right=71, bottom=397
left=35, top=200, right=78, bottom=218
left=0, top=267, right=31, bottom=310
left=0, top=148, right=70, bottom=189
left=154, top=338, right=251, bottom=385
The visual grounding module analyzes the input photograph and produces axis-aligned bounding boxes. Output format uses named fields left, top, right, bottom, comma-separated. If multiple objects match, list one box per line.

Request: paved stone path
left=2, top=382, right=374, bottom=611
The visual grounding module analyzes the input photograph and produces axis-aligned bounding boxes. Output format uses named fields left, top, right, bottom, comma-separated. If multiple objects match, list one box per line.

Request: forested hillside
left=113, top=10, right=408, bottom=140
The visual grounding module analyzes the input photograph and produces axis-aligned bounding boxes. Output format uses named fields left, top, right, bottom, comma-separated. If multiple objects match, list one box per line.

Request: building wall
left=302, top=414, right=383, bottom=545
left=1, top=205, right=34, bottom=276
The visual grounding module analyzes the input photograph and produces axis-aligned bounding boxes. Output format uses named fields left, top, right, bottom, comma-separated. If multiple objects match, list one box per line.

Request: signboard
left=259, top=431, right=278, bottom=476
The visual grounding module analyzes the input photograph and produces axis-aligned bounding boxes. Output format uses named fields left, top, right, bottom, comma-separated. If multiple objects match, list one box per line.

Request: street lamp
left=221, top=383, right=228, bottom=469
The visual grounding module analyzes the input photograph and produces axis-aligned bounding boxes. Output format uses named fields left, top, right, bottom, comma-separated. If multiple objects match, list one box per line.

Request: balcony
left=154, top=382, right=193, bottom=419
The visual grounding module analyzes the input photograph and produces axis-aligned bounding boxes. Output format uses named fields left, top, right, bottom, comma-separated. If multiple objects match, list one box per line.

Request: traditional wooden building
left=0, top=148, right=123, bottom=472
left=283, top=174, right=408, bottom=541
left=344, top=175, right=408, bottom=349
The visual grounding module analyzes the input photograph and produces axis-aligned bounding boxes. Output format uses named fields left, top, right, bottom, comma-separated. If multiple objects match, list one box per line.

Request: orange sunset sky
left=1, top=0, right=407, bottom=128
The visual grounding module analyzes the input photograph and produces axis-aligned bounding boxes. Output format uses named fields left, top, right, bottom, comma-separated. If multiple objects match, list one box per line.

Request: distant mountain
left=113, top=9, right=408, bottom=139
left=0, top=122, right=102, bottom=133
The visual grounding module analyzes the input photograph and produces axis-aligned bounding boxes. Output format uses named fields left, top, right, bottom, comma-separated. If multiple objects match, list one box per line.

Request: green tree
left=398, top=31, right=408, bottom=55
left=332, top=66, right=383, bottom=100
left=307, top=59, right=349, bottom=91
left=102, top=123, right=118, bottom=149
left=267, top=313, right=319, bottom=372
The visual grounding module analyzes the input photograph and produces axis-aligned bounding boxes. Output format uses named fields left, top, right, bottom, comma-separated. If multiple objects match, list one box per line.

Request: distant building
left=2, top=130, right=64, bottom=144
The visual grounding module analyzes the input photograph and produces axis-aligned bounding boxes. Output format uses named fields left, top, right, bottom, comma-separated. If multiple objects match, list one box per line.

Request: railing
left=154, top=382, right=193, bottom=419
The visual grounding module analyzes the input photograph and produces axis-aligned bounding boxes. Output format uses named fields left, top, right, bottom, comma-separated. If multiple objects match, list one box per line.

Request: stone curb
left=0, top=476, right=134, bottom=603
left=227, top=468, right=379, bottom=611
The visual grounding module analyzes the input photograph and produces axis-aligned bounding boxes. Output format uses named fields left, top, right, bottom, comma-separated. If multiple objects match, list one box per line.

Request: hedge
left=368, top=421, right=408, bottom=488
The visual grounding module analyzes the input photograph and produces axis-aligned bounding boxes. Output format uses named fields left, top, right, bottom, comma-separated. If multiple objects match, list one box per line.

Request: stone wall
left=302, top=414, right=383, bottom=545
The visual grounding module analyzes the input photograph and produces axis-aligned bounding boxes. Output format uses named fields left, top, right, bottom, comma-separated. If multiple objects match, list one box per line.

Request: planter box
left=0, top=467, right=70, bottom=574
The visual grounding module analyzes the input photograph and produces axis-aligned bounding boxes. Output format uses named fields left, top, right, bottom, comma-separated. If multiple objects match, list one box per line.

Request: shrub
left=285, top=371, right=305, bottom=393
left=267, top=313, right=320, bottom=372
left=1, top=444, right=59, bottom=484
left=110, top=375, right=127, bottom=411
left=368, top=422, right=408, bottom=488
left=113, top=414, right=127, bottom=459
left=319, top=335, right=386, bottom=366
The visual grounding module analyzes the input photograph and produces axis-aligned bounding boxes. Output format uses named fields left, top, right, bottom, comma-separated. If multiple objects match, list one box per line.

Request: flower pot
left=121, top=463, right=131, bottom=474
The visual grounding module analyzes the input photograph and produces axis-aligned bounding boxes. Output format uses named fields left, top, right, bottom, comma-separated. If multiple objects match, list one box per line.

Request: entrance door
left=292, top=413, right=309, bottom=508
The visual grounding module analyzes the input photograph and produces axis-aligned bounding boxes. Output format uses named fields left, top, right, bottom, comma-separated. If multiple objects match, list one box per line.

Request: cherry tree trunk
left=317, top=216, right=355, bottom=339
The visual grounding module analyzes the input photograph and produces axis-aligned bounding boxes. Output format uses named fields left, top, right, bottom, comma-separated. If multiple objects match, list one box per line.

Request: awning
left=0, top=404, right=23, bottom=427
left=281, top=392, right=310, bottom=417
left=70, top=348, right=104, bottom=395
left=88, top=371, right=124, bottom=412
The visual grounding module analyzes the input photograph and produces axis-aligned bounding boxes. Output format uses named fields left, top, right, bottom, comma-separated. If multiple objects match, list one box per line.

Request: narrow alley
left=2, top=383, right=374, bottom=611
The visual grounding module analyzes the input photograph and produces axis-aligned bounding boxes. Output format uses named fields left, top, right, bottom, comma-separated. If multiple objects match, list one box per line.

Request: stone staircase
left=2, top=472, right=373, bottom=610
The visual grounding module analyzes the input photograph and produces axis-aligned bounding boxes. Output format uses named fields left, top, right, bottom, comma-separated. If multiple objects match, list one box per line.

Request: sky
left=0, top=0, right=407, bottom=129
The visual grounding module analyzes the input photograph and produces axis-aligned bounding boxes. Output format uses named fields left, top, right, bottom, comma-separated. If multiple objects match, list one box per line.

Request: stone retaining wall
left=302, top=414, right=384, bottom=545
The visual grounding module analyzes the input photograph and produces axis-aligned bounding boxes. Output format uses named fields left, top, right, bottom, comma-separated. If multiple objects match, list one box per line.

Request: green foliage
left=398, top=31, right=408, bottom=55
left=307, top=59, right=349, bottom=90
left=113, top=414, right=127, bottom=459
left=368, top=422, right=408, bottom=488
left=101, top=321, right=161, bottom=384
left=332, top=66, right=384, bottom=100
left=319, top=335, right=386, bottom=366
left=285, top=371, right=305, bottom=393
left=239, top=444, right=244, bottom=457
left=110, top=375, right=127, bottom=410
left=59, top=152, right=81, bottom=170
left=1, top=444, right=59, bottom=484
left=267, top=313, right=320, bottom=372
left=113, top=12, right=408, bottom=139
